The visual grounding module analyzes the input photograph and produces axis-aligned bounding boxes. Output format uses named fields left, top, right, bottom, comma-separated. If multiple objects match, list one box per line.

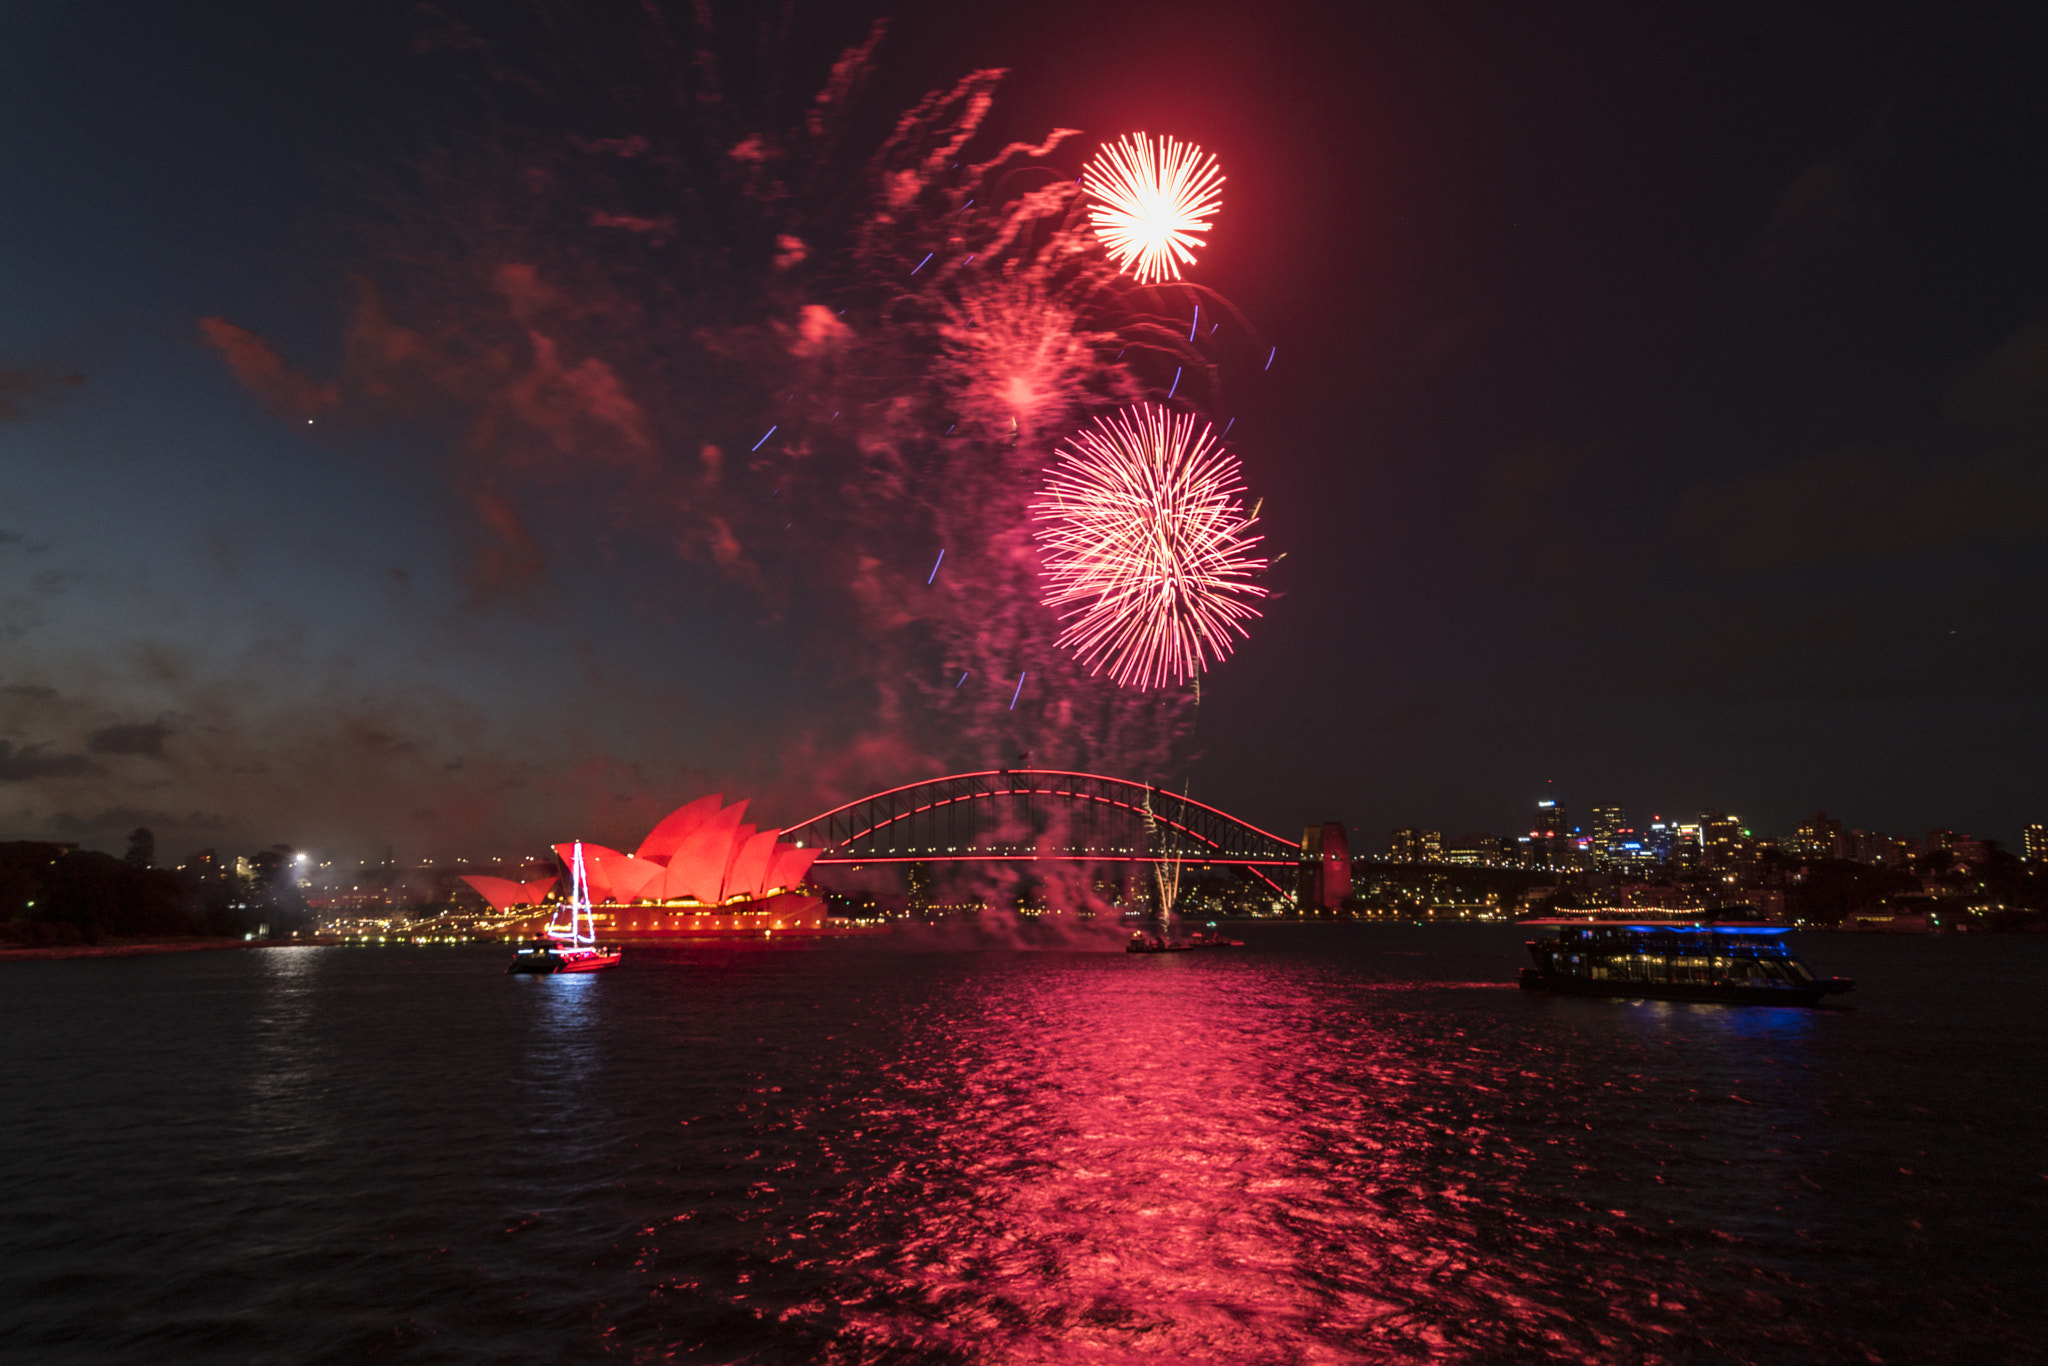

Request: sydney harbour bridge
left=778, top=769, right=1351, bottom=906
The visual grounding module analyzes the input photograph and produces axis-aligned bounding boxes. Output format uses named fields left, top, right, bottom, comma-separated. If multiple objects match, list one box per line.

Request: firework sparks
left=1031, top=404, right=1267, bottom=690
left=1080, top=133, right=1224, bottom=285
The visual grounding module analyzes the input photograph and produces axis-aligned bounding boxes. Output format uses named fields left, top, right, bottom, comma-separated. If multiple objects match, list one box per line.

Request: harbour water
left=4, top=925, right=2044, bottom=1363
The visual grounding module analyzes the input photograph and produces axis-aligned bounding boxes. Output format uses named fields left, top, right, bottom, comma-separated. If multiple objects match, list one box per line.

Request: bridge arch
left=779, top=770, right=1301, bottom=893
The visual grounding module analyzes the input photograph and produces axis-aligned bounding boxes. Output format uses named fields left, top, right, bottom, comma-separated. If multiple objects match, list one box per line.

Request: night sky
left=4, top=1, right=2046, bottom=864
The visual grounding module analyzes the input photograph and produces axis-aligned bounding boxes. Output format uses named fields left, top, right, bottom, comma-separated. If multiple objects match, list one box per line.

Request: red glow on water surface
left=694, top=951, right=1853, bottom=1364
left=793, top=958, right=1592, bottom=1362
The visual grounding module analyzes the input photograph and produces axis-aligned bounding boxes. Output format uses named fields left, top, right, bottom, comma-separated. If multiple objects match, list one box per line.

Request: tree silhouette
left=123, top=827, right=155, bottom=870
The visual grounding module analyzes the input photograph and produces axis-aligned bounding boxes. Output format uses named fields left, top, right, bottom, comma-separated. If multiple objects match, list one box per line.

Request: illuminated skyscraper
left=2025, top=824, right=2047, bottom=863
left=1699, top=811, right=1745, bottom=869
left=1532, top=799, right=1569, bottom=867
left=1589, top=806, right=1625, bottom=867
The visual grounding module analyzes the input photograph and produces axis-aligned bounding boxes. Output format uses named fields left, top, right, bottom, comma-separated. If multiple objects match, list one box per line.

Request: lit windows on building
left=1445, top=833, right=1501, bottom=866
left=1589, top=806, right=1624, bottom=866
left=1388, top=828, right=1443, bottom=863
left=1699, top=811, right=1744, bottom=869
left=1790, top=810, right=1843, bottom=860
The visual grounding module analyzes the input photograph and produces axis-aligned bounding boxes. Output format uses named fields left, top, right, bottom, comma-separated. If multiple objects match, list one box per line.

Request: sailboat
left=507, top=841, right=623, bottom=974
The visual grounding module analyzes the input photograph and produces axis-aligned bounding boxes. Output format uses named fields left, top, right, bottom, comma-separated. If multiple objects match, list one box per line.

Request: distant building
left=2025, top=824, right=2048, bottom=863
left=1445, top=833, right=1503, bottom=866
left=1532, top=799, right=1570, bottom=867
left=1589, top=806, right=1625, bottom=867
left=1791, top=811, right=1844, bottom=860
left=1722, top=889, right=1786, bottom=921
left=1923, top=829, right=1986, bottom=868
left=1669, top=822, right=1703, bottom=872
left=1388, top=828, right=1443, bottom=863
left=1642, top=818, right=1677, bottom=865
left=1700, top=811, right=1744, bottom=869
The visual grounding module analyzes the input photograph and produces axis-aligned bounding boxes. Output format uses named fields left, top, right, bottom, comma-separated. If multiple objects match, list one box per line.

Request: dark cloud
left=0, top=742, right=103, bottom=782
left=1474, top=442, right=1588, bottom=540
left=0, top=627, right=734, bottom=861
left=1754, top=160, right=1867, bottom=268
left=1951, top=317, right=2048, bottom=437
left=1, top=684, right=58, bottom=699
left=42, top=807, right=230, bottom=841
left=1616, top=575, right=2048, bottom=705
left=1749, top=132, right=1885, bottom=283
left=86, top=720, right=174, bottom=758
left=1672, top=314, right=2048, bottom=571
left=0, top=364, right=84, bottom=421
left=1674, top=446, right=2048, bottom=571
left=1373, top=699, right=1444, bottom=732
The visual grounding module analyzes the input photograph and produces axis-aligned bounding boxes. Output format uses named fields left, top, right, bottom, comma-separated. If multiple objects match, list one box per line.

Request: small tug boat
left=1518, top=915, right=1851, bottom=1006
left=508, top=842, right=622, bottom=975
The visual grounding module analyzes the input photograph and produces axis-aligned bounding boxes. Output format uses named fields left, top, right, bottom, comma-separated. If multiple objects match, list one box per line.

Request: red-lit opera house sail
left=766, top=843, right=821, bottom=895
left=663, top=801, right=750, bottom=901
left=459, top=874, right=558, bottom=913
left=634, top=793, right=723, bottom=861
left=465, top=797, right=827, bottom=917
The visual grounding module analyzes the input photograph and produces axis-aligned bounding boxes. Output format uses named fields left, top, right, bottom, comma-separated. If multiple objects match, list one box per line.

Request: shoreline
left=0, top=939, right=254, bottom=963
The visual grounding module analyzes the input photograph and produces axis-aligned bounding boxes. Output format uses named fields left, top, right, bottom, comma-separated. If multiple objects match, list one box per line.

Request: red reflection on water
left=819, top=958, right=1472, bottom=1360
left=716, top=955, right=1844, bottom=1363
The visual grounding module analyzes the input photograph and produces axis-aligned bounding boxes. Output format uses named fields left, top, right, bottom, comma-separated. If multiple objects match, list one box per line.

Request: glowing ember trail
left=1080, top=134, right=1225, bottom=285
left=1032, top=404, right=1267, bottom=690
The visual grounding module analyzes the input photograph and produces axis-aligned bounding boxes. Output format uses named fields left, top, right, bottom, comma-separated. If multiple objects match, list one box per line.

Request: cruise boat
left=1126, top=923, right=1244, bottom=954
left=1126, top=931, right=1191, bottom=954
left=508, top=842, right=621, bottom=975
left=1518, top=916, right=1852, bottom=1006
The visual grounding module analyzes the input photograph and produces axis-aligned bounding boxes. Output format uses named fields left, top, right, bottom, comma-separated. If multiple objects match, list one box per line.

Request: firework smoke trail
left=199, top=11, right=1264, bottom=860
left=1032, top=404, right=1267, bottom=690
left=1080, top=133, right=1225, bottom=285
left=1142, top=783, right=1186, bottom=933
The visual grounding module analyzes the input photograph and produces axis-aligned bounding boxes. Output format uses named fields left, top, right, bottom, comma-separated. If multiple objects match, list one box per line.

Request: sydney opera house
left=461, top=795, right=873, bottom=941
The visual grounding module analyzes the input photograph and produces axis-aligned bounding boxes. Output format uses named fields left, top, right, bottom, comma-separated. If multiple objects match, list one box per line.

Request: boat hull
left=507, top=947, right=622, bottom=975
left=1519, top=967, right=1851, bottom=1007
left=503, top=897, right=884, bottom=943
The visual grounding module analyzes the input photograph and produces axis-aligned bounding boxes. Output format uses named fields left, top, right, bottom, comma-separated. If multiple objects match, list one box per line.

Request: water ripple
left=2, top=928, right=2044, bottom=1363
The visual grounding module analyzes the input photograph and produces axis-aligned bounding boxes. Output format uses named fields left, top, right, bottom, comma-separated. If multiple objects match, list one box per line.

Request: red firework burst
left=1080, top=133, right=1224, bottom=285
left=1031, top=404, right=1267, bottom=690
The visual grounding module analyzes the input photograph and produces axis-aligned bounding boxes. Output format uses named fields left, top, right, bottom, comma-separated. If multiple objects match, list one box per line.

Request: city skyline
left=4, top=3, right=2047, bottom=864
